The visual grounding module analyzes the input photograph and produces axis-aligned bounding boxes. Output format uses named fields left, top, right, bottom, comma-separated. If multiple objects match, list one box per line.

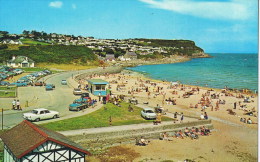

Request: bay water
left=127, top=53, right=258, bottom=91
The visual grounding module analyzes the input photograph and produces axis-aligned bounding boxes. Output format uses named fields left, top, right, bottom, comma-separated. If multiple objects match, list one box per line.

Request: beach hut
left=0, top=120, right=91, bottom=162
left=87, top=79, right=109, bottom=96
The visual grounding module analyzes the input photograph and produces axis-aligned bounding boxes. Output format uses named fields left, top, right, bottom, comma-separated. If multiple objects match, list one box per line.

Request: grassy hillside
left=135, top=39, right=204, bottom=56
left=20, top=38, right=50, bottom=45
left=0, top=45, right=98, bottom=65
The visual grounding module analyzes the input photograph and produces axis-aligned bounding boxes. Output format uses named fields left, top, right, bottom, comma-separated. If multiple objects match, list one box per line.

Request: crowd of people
left=160, top=126, right=211, bottom=141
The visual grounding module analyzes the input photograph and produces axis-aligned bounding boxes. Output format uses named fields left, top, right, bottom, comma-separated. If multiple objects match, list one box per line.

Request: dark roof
left=8, top=56, right=34, bottom=64
left=0, top=120, right=90, bottom=159
left=125, top=51, right=137, bottom=57
left=105, top=54, right=115, bottom=59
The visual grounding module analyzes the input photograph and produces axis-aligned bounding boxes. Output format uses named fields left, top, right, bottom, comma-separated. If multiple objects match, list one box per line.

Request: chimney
left=25, top=57, right=28, bottom=61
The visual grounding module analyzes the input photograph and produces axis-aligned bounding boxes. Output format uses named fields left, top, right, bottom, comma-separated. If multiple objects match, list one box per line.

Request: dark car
left=0, top=81, right=10, bottom=86
left=45, top=84, right=55, bottom=90
left=81, top=93, right=91, bottom=99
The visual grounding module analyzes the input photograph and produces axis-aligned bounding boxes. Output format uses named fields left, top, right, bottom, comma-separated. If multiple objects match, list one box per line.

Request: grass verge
left=37, top=63, right=98, bottom=71
left=41, top=102, right=172, bottom=131
left=0, top=86, right=16, bottom=98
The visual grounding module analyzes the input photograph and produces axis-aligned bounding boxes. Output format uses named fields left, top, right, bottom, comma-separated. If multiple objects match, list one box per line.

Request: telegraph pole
left=2, top=108, right=3, bottom=130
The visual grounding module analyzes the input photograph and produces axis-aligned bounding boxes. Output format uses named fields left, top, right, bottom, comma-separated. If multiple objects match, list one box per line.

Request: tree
left=0, top=44, right=8, bottom=50
left=22, top=30, right=29, bottom=36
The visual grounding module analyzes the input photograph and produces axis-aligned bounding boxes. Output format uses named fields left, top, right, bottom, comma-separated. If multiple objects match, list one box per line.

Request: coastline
left=110, top=53, right=211, bottom=67
left=80, top=65, right=258, bottom=161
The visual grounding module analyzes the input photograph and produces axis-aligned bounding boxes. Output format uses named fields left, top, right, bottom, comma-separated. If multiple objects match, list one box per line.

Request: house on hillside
left=0, top=120, right=91, bottom=162
left=105, top=54, right=115, bottom=62
left=7, top=56, right=35, bottom=68
left=124, top=51, right=137, bottom=60
left=118, top=55, right=131, bottom=61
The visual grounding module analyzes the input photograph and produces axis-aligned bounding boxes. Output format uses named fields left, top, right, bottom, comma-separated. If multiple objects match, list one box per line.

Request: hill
left=0, top=45, right=97, bottom=65
left=134, top=39, right=204, bottom=56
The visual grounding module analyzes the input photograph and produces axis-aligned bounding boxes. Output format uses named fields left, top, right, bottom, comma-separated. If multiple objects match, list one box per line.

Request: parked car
left=45, top=84, right=55, bottom=90
left=81, top=93, right=90, bottom=99
left=0, top=81, right=10, bottom=86
left=13, top=69, right=23, bottom=75
left=23, top=108, right=59, bottom=122
left=69, top=99, right=89, bottom=111
left=10, top=81, right=27, bottom=87
left=61, top=80, right=67, bottom=85
left=43, top=70, right=52, bottom=74
left=34, top=81, right=46, bottom=86
left=141, top=108, right=157, bottom=120
left=73, top=88, right=82, bottom=95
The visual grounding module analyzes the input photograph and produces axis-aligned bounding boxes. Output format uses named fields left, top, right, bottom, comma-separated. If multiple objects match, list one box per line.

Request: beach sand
left=83, top=69, right=258, bottom=162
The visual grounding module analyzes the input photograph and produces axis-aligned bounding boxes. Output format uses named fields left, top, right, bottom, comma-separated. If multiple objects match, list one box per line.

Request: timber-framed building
left=0, top=120, right=90, bottom=162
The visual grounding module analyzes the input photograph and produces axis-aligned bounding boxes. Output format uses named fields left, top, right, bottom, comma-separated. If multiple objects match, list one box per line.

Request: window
left=95, top=85, right=106, bottom=90
left=40, top=111, right=45, bottom=114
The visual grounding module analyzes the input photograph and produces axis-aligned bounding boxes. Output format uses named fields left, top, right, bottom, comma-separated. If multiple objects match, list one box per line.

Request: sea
left=127, top=53, right=258, bottom=92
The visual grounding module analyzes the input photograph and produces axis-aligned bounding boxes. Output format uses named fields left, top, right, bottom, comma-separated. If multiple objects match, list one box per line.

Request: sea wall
left=74, top=66, right=123, bottom=82
left=64, top=120, right=213, bottom=153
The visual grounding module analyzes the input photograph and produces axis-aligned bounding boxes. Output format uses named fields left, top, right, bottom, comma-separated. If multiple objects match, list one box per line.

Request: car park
left=61, top=80, right=67, bottom=85
left=10, top=81, right=28, bottom=87
left=141, top=108, right=157, bottom=120
left=0, top=81, right=10, bottom=86
left=23, top=108, right=59, bottom=122
left=73, top=88, right=82, bottom=95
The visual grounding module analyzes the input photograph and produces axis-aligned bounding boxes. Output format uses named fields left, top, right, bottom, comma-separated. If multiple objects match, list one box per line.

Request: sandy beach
left=81, top=68, right=258, bottom=162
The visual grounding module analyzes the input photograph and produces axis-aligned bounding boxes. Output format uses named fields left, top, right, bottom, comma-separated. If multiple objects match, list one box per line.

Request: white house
left=7, top=56, right=35, bottom=68
left=0, top=120, right=91, bottom=162
left=118, top=56, right=131, bottom=61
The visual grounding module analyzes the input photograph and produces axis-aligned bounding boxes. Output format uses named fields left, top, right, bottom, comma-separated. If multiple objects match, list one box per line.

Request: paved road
left=0, top=67, right=120, bottom=128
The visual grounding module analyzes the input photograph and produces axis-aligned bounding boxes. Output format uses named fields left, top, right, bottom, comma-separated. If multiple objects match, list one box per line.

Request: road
left=0, top=67, right=120, bottom=129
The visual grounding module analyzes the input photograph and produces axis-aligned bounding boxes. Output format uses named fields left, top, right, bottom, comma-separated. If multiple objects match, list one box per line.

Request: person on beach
left=200, top=113, right=204, bottom=120
left=204, top=112, right=208, bottom=120
left=234, top=102, right=237, bottom=109
left=215, top=101, right=219, bottom=111
left=16, top=100, right=21, bottom=110
left=12, top=99, right=16, bottom=110
left=180, top=113, right=184, bottom=123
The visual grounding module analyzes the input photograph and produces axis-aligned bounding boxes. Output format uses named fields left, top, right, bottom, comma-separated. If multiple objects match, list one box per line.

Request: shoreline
left=81, top=65, right=258, bottom=161
left=110, top=53, right=211, bottom=67
left=120, top=69, right=258, bottom=97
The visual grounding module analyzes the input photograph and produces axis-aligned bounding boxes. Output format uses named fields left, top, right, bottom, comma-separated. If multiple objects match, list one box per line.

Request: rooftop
left=0, top=120, right=90, bottom=159
left=88, top=79, right=109, bottom=85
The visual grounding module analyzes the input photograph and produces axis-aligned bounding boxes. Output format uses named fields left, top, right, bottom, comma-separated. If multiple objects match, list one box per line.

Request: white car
left=141, top=108, right=157, bottom=120
left=73, top=88, right=82, bottom=95
left=23, top=108, right=59, bottom=122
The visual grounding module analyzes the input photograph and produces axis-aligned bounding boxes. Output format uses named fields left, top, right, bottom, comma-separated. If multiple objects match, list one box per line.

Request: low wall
left=74, top=66, right=123, bottom=82
left=66, top=120, right=213, bottom=153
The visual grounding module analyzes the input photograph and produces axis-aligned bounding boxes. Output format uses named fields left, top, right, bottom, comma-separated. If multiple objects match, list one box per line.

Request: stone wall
left=74, top=66, right=123, bottom=82
left=66, top=120, right=213, bottom=153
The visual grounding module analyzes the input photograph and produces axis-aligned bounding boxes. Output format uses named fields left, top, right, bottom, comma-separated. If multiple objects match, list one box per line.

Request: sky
left=0, top=0, right=258, bottom=53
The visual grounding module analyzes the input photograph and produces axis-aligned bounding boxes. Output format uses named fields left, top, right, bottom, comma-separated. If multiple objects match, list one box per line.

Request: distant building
left=124, top=51, right=137, bottom=60
left=105, top=54, right=115, bottom=62
left=118, top=56, right=131, bottom=61
left=7, top=56, right=35, bottom=68
left=0, top=120, right=91, bottom=162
